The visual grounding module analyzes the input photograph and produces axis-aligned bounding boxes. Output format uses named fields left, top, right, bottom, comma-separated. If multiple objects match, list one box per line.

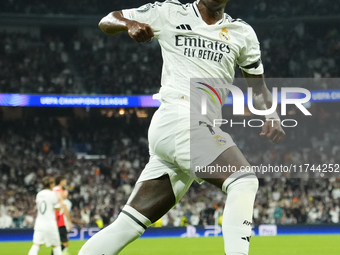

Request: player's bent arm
left=242, top=71, right=285, bottom=143
left=61, top=204, right=72, bottom=221
left=242, top=72, right=273, bottom=112
left=98, top=11, right=130, bottom=34
left=99, top=11, right=154, bottom=43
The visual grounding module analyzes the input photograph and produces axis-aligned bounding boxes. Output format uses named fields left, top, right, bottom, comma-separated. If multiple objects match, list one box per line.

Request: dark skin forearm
left=99, top=11, right=154, bottom=43
left=242, top=71, right=273, bottom=112
left=98, top=11, right=130, bottom=34
left=242, top=71, right=285, bottom=143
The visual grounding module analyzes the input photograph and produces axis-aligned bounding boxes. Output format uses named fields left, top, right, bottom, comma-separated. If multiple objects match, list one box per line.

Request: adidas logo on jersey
left=241, top=236, right=251, bottom=242
left=243, top=220, right=252, bottom=226
left=176, top=24, right=192, bottom=31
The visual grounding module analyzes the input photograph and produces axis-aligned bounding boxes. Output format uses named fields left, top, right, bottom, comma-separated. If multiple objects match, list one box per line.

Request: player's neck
left=197, top=1, right=225, bottom=25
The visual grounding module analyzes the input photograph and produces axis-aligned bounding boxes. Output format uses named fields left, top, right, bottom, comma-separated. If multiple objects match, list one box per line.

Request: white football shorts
left=33, top=230, right=61, bottom=247
left=137, top=99, right=236, bottom=203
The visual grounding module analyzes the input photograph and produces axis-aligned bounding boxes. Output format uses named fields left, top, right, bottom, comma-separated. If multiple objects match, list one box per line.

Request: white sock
left=222, top=171, right=259, bottom=255
left=78, top=205, right=151, bottom=255
left=28, top=244, right=40, bottom=255
left=53, top=246, right=63, bottom=255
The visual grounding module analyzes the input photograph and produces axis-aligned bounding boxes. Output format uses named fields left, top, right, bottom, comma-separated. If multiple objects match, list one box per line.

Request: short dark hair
left=42, top=176, right=54, bottom=189
left=55, top=175, right=66, bottom=185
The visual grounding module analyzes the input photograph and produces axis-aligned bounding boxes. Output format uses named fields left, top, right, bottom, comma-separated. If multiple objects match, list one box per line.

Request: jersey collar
left=193, top=0, right=226, bottom=25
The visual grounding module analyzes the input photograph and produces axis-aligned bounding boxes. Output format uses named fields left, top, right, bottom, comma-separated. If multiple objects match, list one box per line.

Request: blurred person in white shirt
left=0, top=210, right=13, bottom=228
left=329, top=205, right=339, bottom=224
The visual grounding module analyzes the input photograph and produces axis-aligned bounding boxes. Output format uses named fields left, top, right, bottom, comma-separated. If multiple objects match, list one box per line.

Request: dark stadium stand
left=0, top=0, right=339, bottom=18
left=1, top=25, right=339, bottom=94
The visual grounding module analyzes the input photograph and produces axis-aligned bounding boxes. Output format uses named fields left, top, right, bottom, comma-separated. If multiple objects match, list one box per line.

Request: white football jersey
left=122, top=0, right=264, bottom=122
left=34, top=189, right=60, bottom=231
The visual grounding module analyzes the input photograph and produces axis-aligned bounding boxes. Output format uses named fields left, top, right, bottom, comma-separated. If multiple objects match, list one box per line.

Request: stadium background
left=0, top=0, right=340, bottom=253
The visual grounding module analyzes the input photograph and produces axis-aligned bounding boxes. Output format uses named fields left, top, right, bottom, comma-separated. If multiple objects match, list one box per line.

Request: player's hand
left=68, top=221, right=73, bottom=231
left=126, top=21, right=154, bottom=43
left=260, top=119, right=285, bottom=143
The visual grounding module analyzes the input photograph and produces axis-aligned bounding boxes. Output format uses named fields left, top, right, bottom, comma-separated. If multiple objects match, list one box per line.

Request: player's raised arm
left=99, top=11, right=154, bottom=43
left=242, top=72, right=285, bottom=143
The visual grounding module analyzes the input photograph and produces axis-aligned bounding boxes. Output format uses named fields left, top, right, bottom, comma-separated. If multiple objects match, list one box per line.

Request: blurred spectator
left=330, top=206, right=340, bottom=224
left=0, top=211, right=13, bottom=228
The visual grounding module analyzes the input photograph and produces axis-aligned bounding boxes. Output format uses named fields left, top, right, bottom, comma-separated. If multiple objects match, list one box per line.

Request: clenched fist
left=260, top=119, right=286, bottom=143
left=126, top=21, right=154, bottom=43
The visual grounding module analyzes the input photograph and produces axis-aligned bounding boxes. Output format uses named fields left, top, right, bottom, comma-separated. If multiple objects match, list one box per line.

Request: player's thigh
left=127, top=174, right=176, bottom=223
left=197, top=145, right=251, bottom=189
left=32, top=231, right=45, bottom=245
left=47, top=230, right=61, bottom=247
left=127, top=155, right=194, bottom=223
left=33, top=230, right=60, bottom=247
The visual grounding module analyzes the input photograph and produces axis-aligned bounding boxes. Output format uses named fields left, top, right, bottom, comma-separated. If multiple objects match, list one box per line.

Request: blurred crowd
left=0, top=114, right=149, bottom=228
left=1, top=0, right=339, bottom=18
left=0, top=31, right=162, bottom=94
left=0, top=106, right=339, bottom=228
left=0, top=25, right=339, bottom=94
left=0, top=33, right=75, bottom=94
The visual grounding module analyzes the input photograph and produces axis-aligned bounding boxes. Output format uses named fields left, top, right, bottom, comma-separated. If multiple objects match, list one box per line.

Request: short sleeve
left=122, top=2, right=166, bottom=38
left=237, top=24, right=264, bottom=75
left=52, top=192, right=60, bottom=209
